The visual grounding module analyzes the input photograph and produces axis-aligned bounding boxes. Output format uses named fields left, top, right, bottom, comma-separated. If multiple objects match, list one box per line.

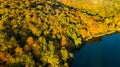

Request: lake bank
left=71, top=33, right=120, bottom=67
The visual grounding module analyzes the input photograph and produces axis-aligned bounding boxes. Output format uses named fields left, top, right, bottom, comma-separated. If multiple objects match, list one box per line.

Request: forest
left=0, top=0, right=120, bottom=67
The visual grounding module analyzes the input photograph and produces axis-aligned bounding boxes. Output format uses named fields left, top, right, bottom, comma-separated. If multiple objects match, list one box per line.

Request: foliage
left=0, top=0, right=120, bottom=67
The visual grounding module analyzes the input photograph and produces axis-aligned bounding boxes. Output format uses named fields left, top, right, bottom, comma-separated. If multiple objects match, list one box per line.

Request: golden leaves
left=32, top=43, right=39, bottom=48
left=88, top=22, right=108, bottom=35
left=60, top=47, right=68, bottom=61
left=116, top=21, right=120, bottom=26
left=61, top=35, right=68, bottom=46
left=26, top=36, right=40, bottom=49
left=86, top=17, right=94, bottom=25
left=28, top=23, right=41, bottom=36
left=59, top=0, right=71, bottom=6
left=25, top=15, right=31, bottom=22
left=47, top=56, right=59, bottom=67
left=26, top=37, right=34, bottom=45
left=116, top=26, right=120, bottom=32
left=89, top=23, right=99, bottom=35
left=0, top=24, right=5, bottom=30
left=115, top=16, right=120, bottom=26
left=108, top=23, right=116, bottom=31
left=0, top=51, right=9, bottom=62
left=104, top=18, right=112, bottom=24
left=64, top=63, right=69, bottom=67
left=25, top=0, right=31, bottom=7
left=80, top=13, right=87, bottom=23
left=98, top=23, right=108, bottom=33
left=80, top=29, right=91, bottom=39
left=15, top=47, right=23, bottom=54
left=0, top=9, right=5, bottom=14
left=2, top=1, right=8, bottom=6
left=0, top=52, right=6, bottom=61
left=113, top=16, right=120, bottom=32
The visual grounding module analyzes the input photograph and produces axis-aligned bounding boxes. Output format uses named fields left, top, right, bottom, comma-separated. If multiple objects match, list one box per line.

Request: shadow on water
left=70, top=33, right=120, bottom=67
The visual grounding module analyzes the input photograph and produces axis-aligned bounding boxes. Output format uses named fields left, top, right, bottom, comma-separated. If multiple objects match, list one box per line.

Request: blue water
left=71, top=34, right=120, bottom=67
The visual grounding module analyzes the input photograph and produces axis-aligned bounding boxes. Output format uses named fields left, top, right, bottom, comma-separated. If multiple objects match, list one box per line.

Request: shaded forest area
left=0, top=0, right=120, bottom=67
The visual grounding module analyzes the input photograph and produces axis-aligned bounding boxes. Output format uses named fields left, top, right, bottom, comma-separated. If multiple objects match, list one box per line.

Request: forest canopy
left=0, top=0, right=120, bottom=67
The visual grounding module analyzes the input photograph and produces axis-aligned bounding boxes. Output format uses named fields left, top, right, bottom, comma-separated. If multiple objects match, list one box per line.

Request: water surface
left=71, top=33, right=120, bottom=67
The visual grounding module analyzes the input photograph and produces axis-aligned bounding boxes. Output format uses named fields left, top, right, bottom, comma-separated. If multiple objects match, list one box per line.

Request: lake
left=71, top=33, right=120, bottom=67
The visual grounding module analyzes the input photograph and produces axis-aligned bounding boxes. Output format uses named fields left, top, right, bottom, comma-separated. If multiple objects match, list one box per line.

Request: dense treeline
left=0, top=0, right=120, bottom=67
